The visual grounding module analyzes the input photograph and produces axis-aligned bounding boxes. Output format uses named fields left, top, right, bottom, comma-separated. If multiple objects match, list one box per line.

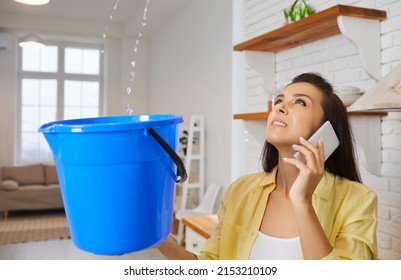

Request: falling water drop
left=113, top=0, right=119, bottom=10
left=119, top=0, right=151, bottom=115
left=127, top=104, right=134, bottom=116
left=105, top=0, right=149, bottom=116
left=103, top=0, right=119, bottom=41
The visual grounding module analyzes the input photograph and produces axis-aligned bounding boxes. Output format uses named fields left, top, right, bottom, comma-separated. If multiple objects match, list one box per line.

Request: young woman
left=157, top=72, right=378, bottom=260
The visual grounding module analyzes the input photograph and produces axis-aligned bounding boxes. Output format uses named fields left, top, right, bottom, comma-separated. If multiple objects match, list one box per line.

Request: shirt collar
left=257, top=166, right=278, bottom=188
left=258, top=166, right=335, bottom=201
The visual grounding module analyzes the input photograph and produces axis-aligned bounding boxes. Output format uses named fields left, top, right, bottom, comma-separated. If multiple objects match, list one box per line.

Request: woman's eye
left=295, top=99, right=306, bottom=106
left=274, top=99, right=282, bottom=105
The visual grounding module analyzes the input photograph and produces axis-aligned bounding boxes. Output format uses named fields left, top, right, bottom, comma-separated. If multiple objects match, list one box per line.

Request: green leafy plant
left=284, top=0, right=315, bottom=24
left=179, top=130, right=197, bottom=155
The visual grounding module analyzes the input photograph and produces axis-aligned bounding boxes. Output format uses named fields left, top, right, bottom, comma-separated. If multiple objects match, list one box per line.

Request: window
left=17, top=41, right=103, bottom=164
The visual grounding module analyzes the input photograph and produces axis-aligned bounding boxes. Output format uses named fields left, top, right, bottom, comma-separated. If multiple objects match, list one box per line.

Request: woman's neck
left=275, top=156, right=300, bottom=196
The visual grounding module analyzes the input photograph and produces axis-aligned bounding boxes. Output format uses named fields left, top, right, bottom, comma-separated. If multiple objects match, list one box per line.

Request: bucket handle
left=147, top=128, right=188, bottom=183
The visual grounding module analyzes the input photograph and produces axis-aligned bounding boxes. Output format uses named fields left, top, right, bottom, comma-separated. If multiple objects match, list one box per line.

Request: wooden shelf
left=234, top=112, right=269, bottom=120
left=234, top=5, right=386, bottom=53
left=234, top=111, right=387, bottom=120
left=233, top=5, right=388, bottom=120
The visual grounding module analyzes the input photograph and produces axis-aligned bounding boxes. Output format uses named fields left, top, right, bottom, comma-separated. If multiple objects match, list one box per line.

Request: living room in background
left=17, top=40, right=104, bottom=164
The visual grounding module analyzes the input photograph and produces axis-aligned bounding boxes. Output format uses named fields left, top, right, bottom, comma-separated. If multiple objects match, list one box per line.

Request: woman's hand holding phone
left=283, top=121, right=339, bottom=204
left=283, top=135, right=334, bottom=260
left=283, top=136, right=325, bottom=204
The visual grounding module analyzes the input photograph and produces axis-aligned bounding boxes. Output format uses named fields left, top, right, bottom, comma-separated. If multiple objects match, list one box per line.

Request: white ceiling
left=0, top=0, right=193, bottom=36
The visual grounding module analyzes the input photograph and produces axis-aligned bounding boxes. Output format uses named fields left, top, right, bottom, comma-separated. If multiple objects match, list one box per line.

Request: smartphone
left=293, top=121, right=340, bottom=162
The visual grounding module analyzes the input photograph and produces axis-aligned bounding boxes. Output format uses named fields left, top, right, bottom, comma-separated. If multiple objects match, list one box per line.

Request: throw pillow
left=1, top=164, right=45, bottom=186
left=44, top=165, right=59, bottom=185
left=0, top=180, right=19, bottom=191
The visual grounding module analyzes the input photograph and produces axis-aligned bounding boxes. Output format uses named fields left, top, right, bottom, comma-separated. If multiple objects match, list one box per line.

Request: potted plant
left=284, top=0, right=315, bottom=24
left=179, top=130, right=197, bottom=156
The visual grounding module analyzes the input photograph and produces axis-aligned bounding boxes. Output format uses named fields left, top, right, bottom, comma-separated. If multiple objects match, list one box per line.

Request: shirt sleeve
left=322, top=190, right=378, bottom=260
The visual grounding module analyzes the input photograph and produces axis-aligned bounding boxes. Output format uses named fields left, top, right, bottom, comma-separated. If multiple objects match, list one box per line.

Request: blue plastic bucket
left=39, top=114, right=187, bottom=255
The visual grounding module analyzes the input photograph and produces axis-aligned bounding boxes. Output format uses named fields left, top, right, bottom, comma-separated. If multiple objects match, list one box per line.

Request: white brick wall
left=239, top=0, right=401, bottom=259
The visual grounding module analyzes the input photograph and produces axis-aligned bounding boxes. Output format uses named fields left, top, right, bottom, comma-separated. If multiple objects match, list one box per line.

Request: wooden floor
left=1, top=237, right=166, bottom=260
left=0, top=238, right=165, bottom=260
left=0, top=209, right=165, bottom=260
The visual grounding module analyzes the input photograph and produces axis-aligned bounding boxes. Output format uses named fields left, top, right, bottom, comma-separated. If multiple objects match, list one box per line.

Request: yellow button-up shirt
left=198, top=167, right=378, bottom=260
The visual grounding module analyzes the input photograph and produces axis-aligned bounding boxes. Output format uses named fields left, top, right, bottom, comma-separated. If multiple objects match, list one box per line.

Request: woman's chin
left=267, top=136, right=294, bottom=147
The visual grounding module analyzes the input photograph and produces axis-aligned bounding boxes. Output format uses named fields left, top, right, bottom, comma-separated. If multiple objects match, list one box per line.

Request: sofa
left=0, top=163, right=64, bottom=219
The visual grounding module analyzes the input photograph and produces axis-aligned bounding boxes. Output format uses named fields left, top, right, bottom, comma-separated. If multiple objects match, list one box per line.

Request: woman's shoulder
left=225, top=171, right=274, bottom=196
left=232, top=171, right=271, bottom=185
left=233, top=171, right=267, bottom=182
left=332, top=173, right=377, bottom=199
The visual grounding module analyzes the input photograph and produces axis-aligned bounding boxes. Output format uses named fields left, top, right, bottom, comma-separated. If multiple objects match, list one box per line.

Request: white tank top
left=249, top=231, right=301, bottom=260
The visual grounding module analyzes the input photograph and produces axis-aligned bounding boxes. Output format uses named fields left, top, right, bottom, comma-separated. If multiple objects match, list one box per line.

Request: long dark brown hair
left=261, top=72, right=362, bottom=183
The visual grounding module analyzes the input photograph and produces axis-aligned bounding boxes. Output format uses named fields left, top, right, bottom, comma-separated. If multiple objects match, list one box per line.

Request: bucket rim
left=39, top=114, right=183, bottom=133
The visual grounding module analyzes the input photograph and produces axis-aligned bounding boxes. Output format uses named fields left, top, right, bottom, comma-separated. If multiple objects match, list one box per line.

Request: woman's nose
left=274, top=102, right=288, bottom=114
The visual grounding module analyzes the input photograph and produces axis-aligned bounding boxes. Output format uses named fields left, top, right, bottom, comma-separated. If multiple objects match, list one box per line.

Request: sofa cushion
left=44, top=165, right=59, bottom=185
left=1, top=164, right=45, bottom=186
left=0, top=180, right=19, bottom=191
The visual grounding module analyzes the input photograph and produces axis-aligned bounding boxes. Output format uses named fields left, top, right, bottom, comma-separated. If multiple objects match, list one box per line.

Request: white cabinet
left=185, top=227, right=207, bottom=255
left=182, top=215, right=218, bottom=255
